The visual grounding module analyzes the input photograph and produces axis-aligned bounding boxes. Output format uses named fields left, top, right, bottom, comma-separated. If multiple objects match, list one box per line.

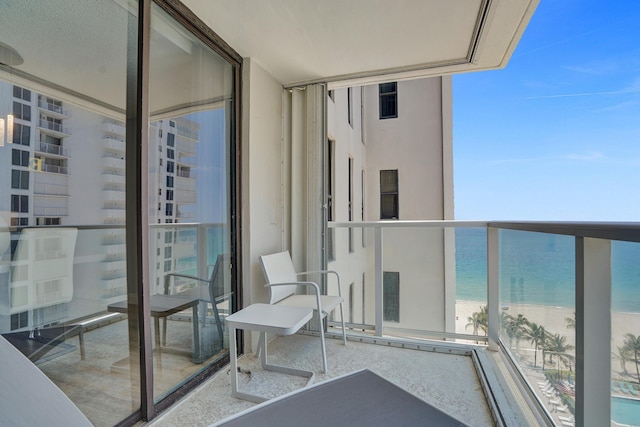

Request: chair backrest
left=259, top=251, right=298, bottom=304
left=208, top=253, right=228, bottom=303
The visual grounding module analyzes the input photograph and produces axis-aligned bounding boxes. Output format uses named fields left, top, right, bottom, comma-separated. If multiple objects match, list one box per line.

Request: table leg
left=153, top=316, right=162, bottom=360
left=230, top=325, right=238, bottom=397
left=192, top=302, right=201, bottom=363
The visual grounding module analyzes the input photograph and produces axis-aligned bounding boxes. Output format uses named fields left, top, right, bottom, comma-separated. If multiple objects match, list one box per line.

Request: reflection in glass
left=498, top=230, right=576, bottom=420
left=147, top=4, right=234, bottom=402
left=611, top=240, right=640, bottom=425
left=0, top=1, right=138, bottom=425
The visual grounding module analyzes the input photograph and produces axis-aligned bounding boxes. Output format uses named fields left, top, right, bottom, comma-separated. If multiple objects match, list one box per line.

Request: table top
left=107, top=294, right=196, bottom=317
left=226, top=303, right=313, bottom=335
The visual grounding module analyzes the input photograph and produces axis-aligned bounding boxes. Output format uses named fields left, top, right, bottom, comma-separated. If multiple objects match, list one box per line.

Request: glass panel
left=611, top=240, right=640, bottom=425
left=455, top=227, right=488, bottom=343
left=0, top=1, right=138, bottom=425
left=148, top=3, right=234, bottom=402
left=498, top=230, right=576, bottom=419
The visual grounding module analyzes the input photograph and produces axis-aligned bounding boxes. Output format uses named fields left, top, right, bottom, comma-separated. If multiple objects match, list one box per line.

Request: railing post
left=487, top=226, right=499, bottom=351
left=374, top=226, right=383, bottom=337
left=575, top=237, right=611, bottom=427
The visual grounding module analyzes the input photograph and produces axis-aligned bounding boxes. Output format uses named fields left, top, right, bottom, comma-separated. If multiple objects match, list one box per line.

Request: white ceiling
left=184, top=0, right=539, bottom=88
left=0, top=0, right=538, bottom=114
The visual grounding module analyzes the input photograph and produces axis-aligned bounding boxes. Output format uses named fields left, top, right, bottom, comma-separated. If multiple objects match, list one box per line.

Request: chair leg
left=339, top=302, right=347, bottom=345
left=319, top=319, right=328, bottom=374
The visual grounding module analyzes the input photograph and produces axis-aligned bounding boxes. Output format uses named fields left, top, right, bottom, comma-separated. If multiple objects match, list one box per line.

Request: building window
left=10, top=217, right=29, bottom=227
left=11, top=170, right=29, bottom=189
left=13, top=123, right=31, bottom=146
left=166, top=176, right=174, bottom=187
left=167, top=133, right=175, bottom=147
left=166, top=190, right=173, bottom=201
left=380, top=170, right=398, bottom=219
left=13, top=101, right=31, bottom=121
left=164, top=246, right=172, bottom=258
left=166, top=160, right=174, bottom=173
left=165, top=203, right=173, bottom=216
left=383, top=271, right=400, bottom=322
left=164, top=260, right=171, bottom=272
left=165, top=232, right=173, bottom=244
left=328, top=90, right=334, bottom=102
left=379, top=82, right=398, bottom=119
left=167, top=148, right=174, bottom=159
left=10, top=311, right=29, bottom=331
left=13, top=86, right=31, bottom=102
left=36, top=217, right=61, bottom=226
left=11, top=195, right=28, bottom=213
left=12, top=149, right=30, bottom=167
left=169, top=120, right=175, bottom=127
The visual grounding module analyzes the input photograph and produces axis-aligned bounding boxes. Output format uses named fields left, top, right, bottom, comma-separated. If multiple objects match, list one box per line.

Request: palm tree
left=565, top=312, right=575, bottom=330
left=524, top=322, right=547, bottom=368
left=613, top=345, right=631, bottom=375
left=623, top=333, right=640, bottom=383
left=546, top=333, right=575, bottom=382
left=466, top=306, right=488, bottom=344
left=503, top=313, right=529, bottom=350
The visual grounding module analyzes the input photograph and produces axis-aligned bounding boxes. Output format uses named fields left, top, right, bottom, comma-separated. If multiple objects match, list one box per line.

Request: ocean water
left=455, top=228, right=640, bottom=313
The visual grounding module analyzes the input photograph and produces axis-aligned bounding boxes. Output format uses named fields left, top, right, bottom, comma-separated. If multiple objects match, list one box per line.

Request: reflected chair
left=259, top=250, right=346, bottom=373
left=163, top=254, right=229, bottom=356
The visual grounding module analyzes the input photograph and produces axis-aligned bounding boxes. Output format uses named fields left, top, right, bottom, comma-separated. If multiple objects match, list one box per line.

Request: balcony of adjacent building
left=37, top=96, right=70, bottom=119
left=103, top=136, right=126, bottom=154
left=35, top=140, right=70, bottom=158
left=103, top=121, right=126, bottom=137
left=37, top=118, right=71, bottom=138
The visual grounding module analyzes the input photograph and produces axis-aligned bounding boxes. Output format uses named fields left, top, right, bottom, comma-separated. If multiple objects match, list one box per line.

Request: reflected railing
left=328, top=220, right=640, bottom=427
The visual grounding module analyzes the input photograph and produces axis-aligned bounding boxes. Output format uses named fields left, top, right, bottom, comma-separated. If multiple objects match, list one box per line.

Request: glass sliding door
left=0, top=1, right=140, bottom=425
left=1, top=0, right=239, bottom=424
left=147, top=2, right=235, bottom=403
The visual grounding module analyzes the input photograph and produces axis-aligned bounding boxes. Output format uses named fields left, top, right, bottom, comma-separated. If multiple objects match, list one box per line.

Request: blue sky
left=453, top=1, right=640, bottom=221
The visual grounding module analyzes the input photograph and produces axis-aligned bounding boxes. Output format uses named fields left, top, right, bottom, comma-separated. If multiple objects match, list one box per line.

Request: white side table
left=226, top=303, right=315, bottom=403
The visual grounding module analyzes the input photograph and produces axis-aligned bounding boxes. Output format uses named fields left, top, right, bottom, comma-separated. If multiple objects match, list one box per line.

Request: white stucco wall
left=241, top=59, right=285, bottom=311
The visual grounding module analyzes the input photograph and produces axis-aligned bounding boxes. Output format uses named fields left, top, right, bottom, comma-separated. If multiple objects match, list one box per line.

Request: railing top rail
left=328, top=220, right=489, bottom=228
left=489, top=220, right=640, bottom=243
left=329, top=220, right=640, bottom=243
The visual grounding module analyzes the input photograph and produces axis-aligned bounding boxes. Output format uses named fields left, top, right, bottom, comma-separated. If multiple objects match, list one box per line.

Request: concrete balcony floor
left=148, top=333, right=531, bottom=426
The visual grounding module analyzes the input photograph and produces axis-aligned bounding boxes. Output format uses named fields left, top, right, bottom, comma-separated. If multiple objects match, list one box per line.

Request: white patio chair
left=259, top=251, right=346, bottom=373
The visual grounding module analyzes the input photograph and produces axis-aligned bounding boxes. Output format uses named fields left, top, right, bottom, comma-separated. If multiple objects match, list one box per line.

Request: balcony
left=102, top=156, right=125, bottom=171
left=37, top=119, right=71, bottom=137
left=37, top=98, right=70, bottom=118
left=103, top=136, right=125, bottom=153
left=143, top=220, right=640, bottom=427
left=35, top=141, right=69, bottom=157
left=103, top=121, right=125, bottom=137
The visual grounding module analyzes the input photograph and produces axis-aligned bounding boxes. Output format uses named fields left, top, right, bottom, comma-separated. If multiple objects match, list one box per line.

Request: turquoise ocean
left=455, top=228, right=640, bottom=313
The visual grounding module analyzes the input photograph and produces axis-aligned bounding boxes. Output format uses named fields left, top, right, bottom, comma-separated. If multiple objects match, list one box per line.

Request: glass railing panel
left=455, top=227, right=488, bottom=343
left=498, top=229, right=576, bottom=421
left=611, top=239, right=640, bottom=426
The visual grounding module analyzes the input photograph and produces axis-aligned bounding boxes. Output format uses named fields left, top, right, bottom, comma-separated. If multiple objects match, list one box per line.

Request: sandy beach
left=455, top=300, right=640, bottom=379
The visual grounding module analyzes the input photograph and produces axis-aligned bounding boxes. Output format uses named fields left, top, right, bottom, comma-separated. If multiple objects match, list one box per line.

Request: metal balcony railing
left=328, top=219, right=640, bottom=426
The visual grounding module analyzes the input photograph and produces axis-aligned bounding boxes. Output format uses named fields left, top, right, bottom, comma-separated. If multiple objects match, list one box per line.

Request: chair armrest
left=265, top=281, right=324, bottom=315
left=297, top=269, right=342, bottom=297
